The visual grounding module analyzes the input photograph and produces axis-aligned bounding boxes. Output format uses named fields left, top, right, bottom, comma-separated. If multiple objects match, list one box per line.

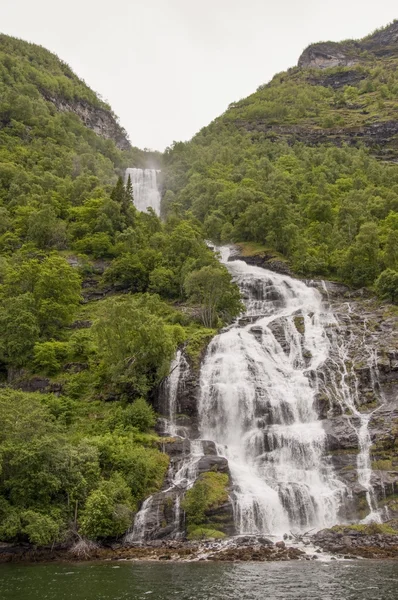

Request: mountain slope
left=219, top=20, right=398, bottom=161
left=0, top=34, right=132, bottom=150
left=163, top=21, right=398, bottom=289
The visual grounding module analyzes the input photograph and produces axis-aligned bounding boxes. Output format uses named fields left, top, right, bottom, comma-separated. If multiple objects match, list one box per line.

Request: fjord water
left=1, top=561, right=398, bottom=600
left=124, top=167, right=161, bottom=215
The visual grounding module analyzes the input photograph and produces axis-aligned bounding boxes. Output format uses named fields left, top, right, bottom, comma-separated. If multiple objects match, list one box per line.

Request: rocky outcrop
left=231, top=250, right=293, bottom=276
left=298, top=21, right=398, bottom=69
left=298, top=42, right=359, bottom=70
left=43, top=93, right=131, bottom=150
left=307, top=69, right=366, bottom=89
left=0, top=537, right=306, bottom=563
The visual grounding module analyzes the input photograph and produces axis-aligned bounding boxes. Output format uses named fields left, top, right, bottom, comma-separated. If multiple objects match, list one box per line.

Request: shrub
left=187, top=526, right=226, bottom=540
left=33, top=341, right=70, bottom=375
left=79, top=473, right=133, bottom=539
left=125, top=398, right=156, bottom=432
left=21, top=510, right=61, bottom=546
left=375, top=269, right=398, bottom=304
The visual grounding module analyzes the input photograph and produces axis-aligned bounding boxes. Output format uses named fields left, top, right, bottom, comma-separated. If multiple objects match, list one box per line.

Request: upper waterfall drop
left=125, top=167, right=161, bottom=215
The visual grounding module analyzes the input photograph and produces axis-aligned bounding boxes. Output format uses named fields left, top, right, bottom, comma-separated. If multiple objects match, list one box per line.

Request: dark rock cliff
left=43, top=92, right=131, bottom=150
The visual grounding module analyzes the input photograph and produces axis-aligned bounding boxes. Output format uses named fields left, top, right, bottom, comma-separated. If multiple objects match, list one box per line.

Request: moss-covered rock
left=182, top=472, right=234, bottom=537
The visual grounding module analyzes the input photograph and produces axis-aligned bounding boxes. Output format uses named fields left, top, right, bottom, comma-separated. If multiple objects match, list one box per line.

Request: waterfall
left=125, top=167, right=161, bottom=215
left=198, top=247, right=347, bottom=535
left=130, top=245, right=384, bottom=541
left=162, top=350, right=189, bottom=437
left=325, top=311, right=384, bottom=522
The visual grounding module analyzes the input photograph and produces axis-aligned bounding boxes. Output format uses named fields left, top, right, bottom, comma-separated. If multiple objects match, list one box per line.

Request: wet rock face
left=309, top=282, right=398, bottom=518
left=155, top=352, right=201, bottom=439
left=323, top=416, right=360, bottom=452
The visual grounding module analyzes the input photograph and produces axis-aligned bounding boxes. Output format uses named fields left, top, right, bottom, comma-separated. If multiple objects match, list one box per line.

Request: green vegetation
left=0, top=35, right=242, bottom=546
left=182, top=472, right=229, bottom=539
left=0, top=389, right=169, bottom=544
left=164, top=137, right=398, bottom=289
left=187, top=527, right=226, bottom=540
left=331, top=522, right=398, bottom=535
left=371, top=459, right=393, bottom=471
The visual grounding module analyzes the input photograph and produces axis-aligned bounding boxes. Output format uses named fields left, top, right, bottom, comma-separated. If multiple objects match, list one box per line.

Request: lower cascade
left=199, top=248, right=347, bottom=535
left=125, top=167, right=161, bottom=215
left=131, top=246, right=388, bottom=541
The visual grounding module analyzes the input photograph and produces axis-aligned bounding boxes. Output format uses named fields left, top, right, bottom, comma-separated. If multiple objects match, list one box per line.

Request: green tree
left=103, top=253, right=149, bottom=292
left=375, top=269, right=398, bottom=303
left=79, top=473, right=133, bottom=539
left=341, top=223, right=380, bottom=287
left=0, top=294, right=40, bottom=366
left=93, top=296, right=182, bottom=395
left=184, top=266, right=243, bottom=327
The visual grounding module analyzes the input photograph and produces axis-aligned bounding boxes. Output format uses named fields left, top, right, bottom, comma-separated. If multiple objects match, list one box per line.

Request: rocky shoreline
left=2, top=529, right=398, bottom=564
left=313, top=526, right=398, bottom=559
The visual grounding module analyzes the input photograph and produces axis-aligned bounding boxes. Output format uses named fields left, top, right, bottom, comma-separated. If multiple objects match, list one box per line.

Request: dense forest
left=0, top=35, right=241, bottom=545
left=163, top=21, right=398, bottom=300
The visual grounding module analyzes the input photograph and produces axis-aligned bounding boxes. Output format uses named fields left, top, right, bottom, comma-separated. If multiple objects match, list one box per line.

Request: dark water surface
left=1, top=560, right=398, bottom=600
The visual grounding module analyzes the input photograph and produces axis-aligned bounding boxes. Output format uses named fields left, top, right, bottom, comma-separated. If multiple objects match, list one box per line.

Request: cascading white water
left=198, top=247, right=347, bottom=535
left=326, top=312, right=383, bottom=522
left=162, top=350, right=189, bottom=437
left=125, top=167, right=161, bottom=215
left=130, top=246, right=383, bottom=541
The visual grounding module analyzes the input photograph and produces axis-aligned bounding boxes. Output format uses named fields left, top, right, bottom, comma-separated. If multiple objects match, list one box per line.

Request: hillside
left=0, top=35, right=241, bottom=547
left=163, top=21, right=398, bottom=292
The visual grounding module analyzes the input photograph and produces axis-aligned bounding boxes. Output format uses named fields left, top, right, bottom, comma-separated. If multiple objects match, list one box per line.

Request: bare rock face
left=43, top=93, right=131, bottom=150
left=298, top=42, right=358, bottom=70
left=298, top=21, right=398, bottom=70
left=364, top=20, right=398, bottom=53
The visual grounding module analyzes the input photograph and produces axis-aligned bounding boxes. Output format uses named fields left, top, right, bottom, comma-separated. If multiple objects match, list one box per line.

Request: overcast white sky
left=2, top=1, right=397, bottom=150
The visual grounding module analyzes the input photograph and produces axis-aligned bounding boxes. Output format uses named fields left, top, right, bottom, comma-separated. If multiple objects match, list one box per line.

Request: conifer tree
left=125, top=174, right=134, bottom=207
left=110, top=176, right=125, bottom=205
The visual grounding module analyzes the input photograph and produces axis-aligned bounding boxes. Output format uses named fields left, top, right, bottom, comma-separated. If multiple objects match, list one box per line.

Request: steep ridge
left=298, top=21, right=398, bottom=69
left=228, top=20, right=398, bottom=158
left=0, top=34, right=131, bottom=150
left=163, top=21, right=398, bottom=291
